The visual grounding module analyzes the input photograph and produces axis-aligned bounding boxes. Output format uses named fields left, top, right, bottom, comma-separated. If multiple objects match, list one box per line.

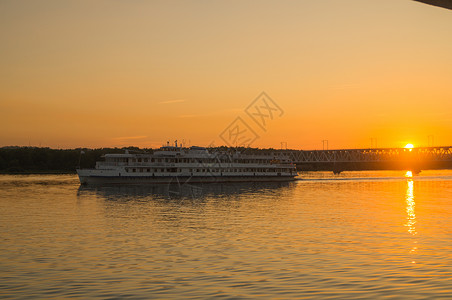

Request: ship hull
left=78, top=173, right=297, bottom=185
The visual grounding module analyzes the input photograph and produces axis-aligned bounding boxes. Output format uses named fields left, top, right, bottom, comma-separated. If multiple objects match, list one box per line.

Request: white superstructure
left=77, top=146, right=297, bottom=185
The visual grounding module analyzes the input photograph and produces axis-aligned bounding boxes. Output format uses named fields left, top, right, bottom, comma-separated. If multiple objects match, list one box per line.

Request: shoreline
left=0, top=171, right=76, bottom=175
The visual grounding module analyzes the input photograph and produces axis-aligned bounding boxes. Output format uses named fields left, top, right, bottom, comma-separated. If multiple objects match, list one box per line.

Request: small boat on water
left=77, top=145, right=297, bottom=185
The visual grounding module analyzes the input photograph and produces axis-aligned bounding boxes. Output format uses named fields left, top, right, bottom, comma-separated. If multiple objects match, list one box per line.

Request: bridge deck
left=281, top=147, right=452, bottom=172
left=286, top=147, right=452, bottom=163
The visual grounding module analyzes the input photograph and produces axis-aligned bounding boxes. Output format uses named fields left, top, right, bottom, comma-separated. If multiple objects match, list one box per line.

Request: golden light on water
left=405, top=180, right=416, bottom=236
left=405, top=179, right=417, bottom=263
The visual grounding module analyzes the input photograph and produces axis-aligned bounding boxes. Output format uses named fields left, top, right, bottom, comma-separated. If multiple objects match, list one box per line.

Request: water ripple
left=1, top=172, right=452, bottom=298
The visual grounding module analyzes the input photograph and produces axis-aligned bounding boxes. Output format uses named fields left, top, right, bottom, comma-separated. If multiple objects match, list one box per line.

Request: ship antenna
left=77, top=149, right=85, bottom=169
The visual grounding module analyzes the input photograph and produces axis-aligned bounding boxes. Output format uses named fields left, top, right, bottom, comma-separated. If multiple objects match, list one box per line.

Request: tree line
left=0, top=146, right=282, bottom=173
left=0, top=147, right=140, bottom=173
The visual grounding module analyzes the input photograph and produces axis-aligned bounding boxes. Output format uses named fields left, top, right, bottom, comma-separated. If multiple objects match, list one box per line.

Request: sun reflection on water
left=405, top=179, right=417, bottom=263
left=405, top=180, right=416, bottom=236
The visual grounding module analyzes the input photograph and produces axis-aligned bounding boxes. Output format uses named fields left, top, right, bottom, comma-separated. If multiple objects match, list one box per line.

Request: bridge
left=282, top=146, right=452, bottom=173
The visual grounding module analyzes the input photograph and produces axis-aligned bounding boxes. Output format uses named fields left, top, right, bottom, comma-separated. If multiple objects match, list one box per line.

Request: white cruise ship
left=77, top=145, right=297, bottom=185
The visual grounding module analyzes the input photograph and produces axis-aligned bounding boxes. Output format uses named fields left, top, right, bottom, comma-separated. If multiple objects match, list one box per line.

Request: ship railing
left=98, top=162, right=177, bottom=167
left=97, top=162, right=294, bottom=168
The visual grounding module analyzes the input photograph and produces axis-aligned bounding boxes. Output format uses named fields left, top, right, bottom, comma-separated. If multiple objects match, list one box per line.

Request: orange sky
left=1, top=0, right=451, bottom=150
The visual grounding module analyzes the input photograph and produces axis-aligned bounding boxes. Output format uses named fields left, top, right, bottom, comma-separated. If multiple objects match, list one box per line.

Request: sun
left=405, top=143, right=414, bottom=152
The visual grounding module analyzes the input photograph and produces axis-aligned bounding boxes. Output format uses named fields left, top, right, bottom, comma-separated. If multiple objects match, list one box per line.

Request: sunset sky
left=1, top=0, right=451, bottom=150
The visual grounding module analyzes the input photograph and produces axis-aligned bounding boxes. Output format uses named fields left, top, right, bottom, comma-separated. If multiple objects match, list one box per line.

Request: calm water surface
left=1, top=171, right=452, bottom=298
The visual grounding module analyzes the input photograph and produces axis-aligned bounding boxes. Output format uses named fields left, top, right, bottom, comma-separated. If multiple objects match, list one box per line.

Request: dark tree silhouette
left=413, top=0, right=452, bottom=10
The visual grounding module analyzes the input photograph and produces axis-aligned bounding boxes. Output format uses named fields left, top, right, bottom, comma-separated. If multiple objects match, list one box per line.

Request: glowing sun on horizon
left=405, top=143, right=414, bottom=151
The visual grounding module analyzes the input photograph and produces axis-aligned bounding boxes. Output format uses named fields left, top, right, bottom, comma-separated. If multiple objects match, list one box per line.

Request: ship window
left=147, top=168, right=150, bottom=172
left=138, top=158, right=142, bottom=162
left=133, top=168, right=136, bottom=172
